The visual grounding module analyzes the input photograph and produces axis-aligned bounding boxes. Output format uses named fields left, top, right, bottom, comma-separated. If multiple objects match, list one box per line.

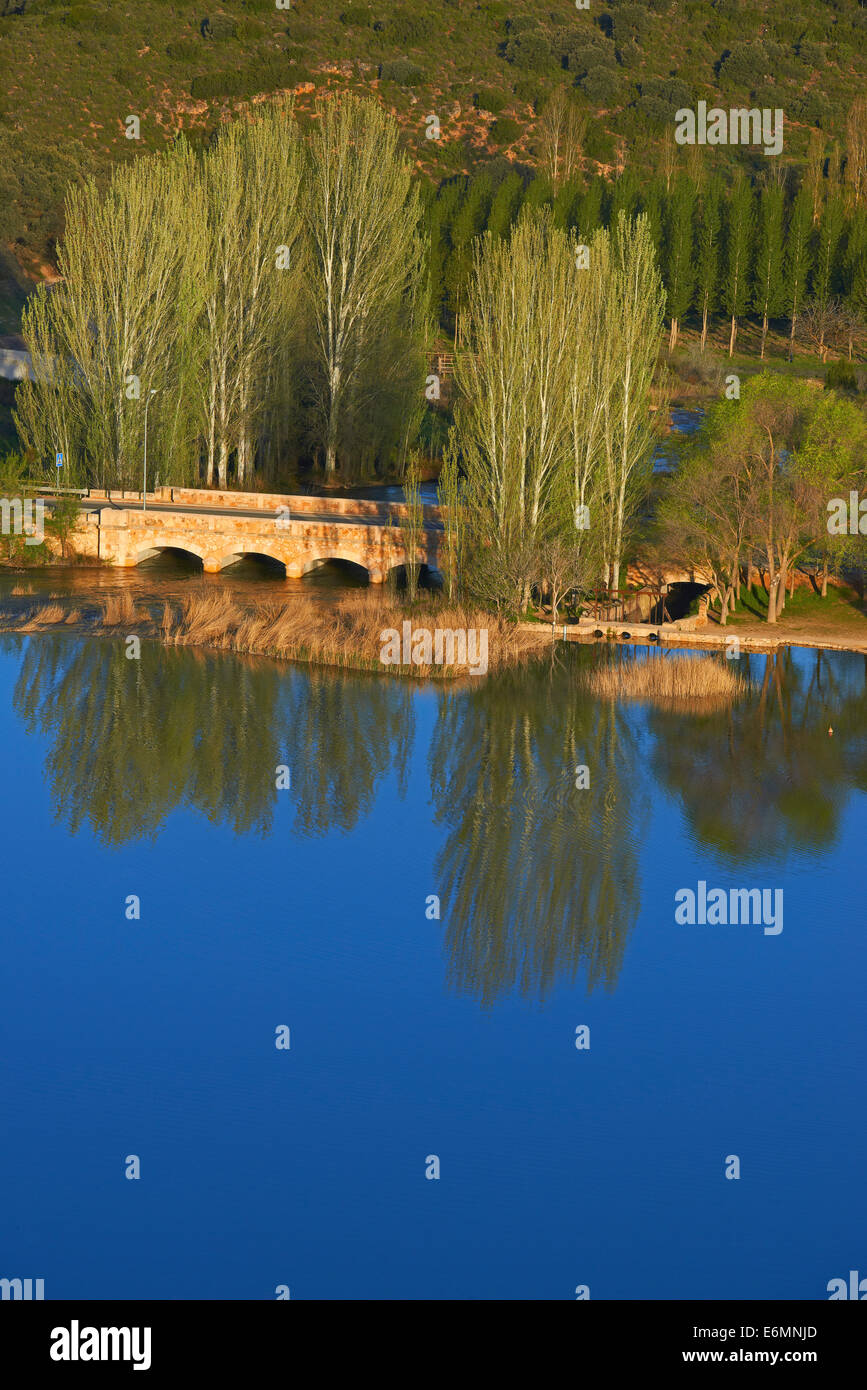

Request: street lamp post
left=143, top=388, right=157, bottom=512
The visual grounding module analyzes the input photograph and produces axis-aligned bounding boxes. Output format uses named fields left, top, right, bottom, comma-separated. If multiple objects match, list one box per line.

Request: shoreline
left=523, top=618, right=867, bottom=657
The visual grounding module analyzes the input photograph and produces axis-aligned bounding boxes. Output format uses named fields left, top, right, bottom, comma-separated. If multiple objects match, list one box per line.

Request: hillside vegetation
left=2, top=0, right=867, bottom=274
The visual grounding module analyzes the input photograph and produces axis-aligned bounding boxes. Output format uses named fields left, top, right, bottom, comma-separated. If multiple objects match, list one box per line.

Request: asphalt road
left=75, top=497, right=443, bottom=531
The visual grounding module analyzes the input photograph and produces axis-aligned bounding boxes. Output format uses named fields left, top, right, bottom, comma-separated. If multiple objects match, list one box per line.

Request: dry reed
left=586, top=652, right=746, bottom=705
left=101, top=592, right=137, bottom=625
left=163, top=590, right=543, bottom=677
left=0, top=585, right=547, bottom=679
left=21, top=603, right=67, bottom=628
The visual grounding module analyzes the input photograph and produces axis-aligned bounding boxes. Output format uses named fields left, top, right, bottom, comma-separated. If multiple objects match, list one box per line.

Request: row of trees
left=657, top=374, right=867, bottom=623
left=439, top=208, right=665, bottom=612
left=15, top=98, right=428, bottom=490
left=425, top=161, right=867, bottom=360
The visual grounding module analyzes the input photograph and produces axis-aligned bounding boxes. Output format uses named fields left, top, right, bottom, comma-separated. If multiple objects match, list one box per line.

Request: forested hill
left=1, top=0, right=867, bottom=279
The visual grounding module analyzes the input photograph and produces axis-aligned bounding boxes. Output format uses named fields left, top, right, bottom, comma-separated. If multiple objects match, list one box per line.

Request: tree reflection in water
left=8, top=633, right=866, bottom=1005
left=647, top=648, right=867, bottom=864
left=7, top=633, right=414, bottom=846
left=429, top=651, right=648, bottom=1006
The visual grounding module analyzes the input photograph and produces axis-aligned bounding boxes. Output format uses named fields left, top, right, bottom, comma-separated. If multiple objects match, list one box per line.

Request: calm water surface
left=1, top=633, right=864, bottom=1299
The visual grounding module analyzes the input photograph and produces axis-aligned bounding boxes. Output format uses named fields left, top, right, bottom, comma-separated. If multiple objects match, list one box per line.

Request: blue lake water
left=0, top=634, right=863, bottom=1300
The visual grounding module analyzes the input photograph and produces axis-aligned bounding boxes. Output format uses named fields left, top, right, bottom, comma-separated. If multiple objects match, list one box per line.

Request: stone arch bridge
left=72, top=486, right=442, bottom=583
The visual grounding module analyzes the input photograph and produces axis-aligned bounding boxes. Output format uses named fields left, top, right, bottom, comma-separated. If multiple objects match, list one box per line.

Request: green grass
left=711, top=581, right=867, bottom=634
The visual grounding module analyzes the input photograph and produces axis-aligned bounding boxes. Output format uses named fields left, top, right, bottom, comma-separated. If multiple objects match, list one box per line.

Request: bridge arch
left=299, top=552, right=381, bottom=582
left=217, top=548, right=288, bottom=577
left=133, top=542, right=206, bottom=570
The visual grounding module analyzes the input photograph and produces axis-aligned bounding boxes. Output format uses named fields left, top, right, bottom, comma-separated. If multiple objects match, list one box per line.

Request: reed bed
left=586, top=652, right=746, bottom=705
left=162, top=590, right=542, bottom=678
left=0, top=587, right=546, bottom=678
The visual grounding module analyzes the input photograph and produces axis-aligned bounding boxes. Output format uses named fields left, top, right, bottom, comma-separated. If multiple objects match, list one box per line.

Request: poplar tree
left=845, top=96, right=867, bottom=209
left=723, top=175, right=754, bottom=357
left=664, top=175, right=696, bottom=353
left=695, top=175, right=723, bottom=353
left=486, top=171, right=524, bottom=241
left=538, top=87, right=587, bottom=191
left=304, top=95, right=425, bottom=476
left=197, top=104, right=304, bottom=488
left=598, top=213, right=665, bottom=589
left=844, top=208, right=867, bottom=347
left=812, top=194, right=846, bottom=307
left=784, top=186, right=813, bottom=361
left=752, top=183, right=785, bottom=360
left=453, top=210, right=580, bottom=607
left=15, top=142, right=200, bottom=489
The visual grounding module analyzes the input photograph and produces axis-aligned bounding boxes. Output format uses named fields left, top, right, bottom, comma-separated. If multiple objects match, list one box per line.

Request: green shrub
left=611, top=3, right=652, bottom=47
left=235, top=17, right=266, bottom=40
left=579, top=67, right=621, bottom=106
left=490, top=117, right=521, bottom=145
left=190, top=66, right=276, bottom=99
left=200, top=15, right=238, bottom=42
left=285, top=19, right=314, bottom=42
left=716, top=41, right=784, bottom=89
left=340, top=6, right=372, bottom=26
left=505, top=15, right=539, bottom=36
left=504, top=32, right=551, bottom=70
left=378, top=58, right=423, bottom=84
left=381, top=10, right=428, bottom=44
left=512, top=76, right=542, bottom=108
left=474, top=86, right=507, bottom=113
left=584, top=124, right=616, bottom=163
left=635, top=76, right=692, bottom=127
left=166, top=38, right=198, bottom=62
left=562, top=40, right=611, bottom=77
left=825, top=361, right=859, bottom=395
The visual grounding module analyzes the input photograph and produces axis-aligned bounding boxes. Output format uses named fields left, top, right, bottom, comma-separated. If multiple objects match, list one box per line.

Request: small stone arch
left=132, top=542, right=206, bottom=569
left=217, top=548, right=288, bottom=577
left=302, top=552, right=378, bottom=583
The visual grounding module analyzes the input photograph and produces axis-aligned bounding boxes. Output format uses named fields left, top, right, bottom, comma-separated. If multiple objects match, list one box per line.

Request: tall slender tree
left=784, top=186, right=813, bottom=361
left=197, top=104, right=304, bottom=487
left=752, top=182, right=786, bottom=360
left=15, top=142, right=201, bottom=489
left=303, top=94, right=425, bottom=477
left=723, top=175, right=754, bottom=357
left=695, top=174, right=723, bottom=353
left=664, top=175, right=696, bottom=353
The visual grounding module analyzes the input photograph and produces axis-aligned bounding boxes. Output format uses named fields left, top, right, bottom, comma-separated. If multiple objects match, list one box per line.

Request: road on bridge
left=64, top=497, right=444, bottom=531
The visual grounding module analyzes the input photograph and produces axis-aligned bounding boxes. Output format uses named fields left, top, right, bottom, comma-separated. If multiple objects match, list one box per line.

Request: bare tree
left=800, top=298, right=845, bottom=364
left=399, top=454, right=424, bottom=602
left=537, top=87, right=586, bottom=190
left=845, top=96, right=867, bottom=208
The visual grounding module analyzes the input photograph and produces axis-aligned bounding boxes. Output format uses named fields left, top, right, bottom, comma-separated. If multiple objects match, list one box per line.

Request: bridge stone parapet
left=150, top=485, right=443, bottom=526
